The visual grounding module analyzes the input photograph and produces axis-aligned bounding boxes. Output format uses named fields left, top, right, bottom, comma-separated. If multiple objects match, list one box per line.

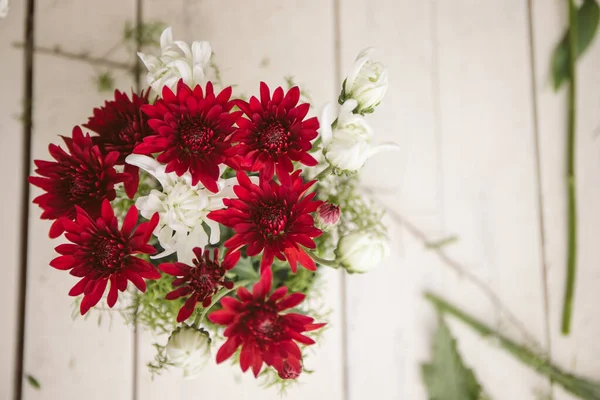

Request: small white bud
left=166, top=326, right=211, bottom=379
left=341, top=48, right=388, bottom=114
left=336, top=230, right=391, bottom=273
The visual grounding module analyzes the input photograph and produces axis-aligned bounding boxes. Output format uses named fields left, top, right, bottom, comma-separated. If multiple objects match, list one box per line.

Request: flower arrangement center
left=188, top=258, right=224, bottom=297
left=257, top=203, right=288, bottom=236
left=93, top=237, right=127, bottom=271
left=260, top=121, right=289, bottom=152
left=180, top=118, right=215, bottom=154
left=247, top=308, right=284, bottom=341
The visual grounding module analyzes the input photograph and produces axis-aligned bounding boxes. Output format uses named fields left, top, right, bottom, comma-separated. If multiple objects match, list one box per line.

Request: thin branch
left=12, top=42, right=135, bottom=72
left=378, top=201, right=543, bottom=350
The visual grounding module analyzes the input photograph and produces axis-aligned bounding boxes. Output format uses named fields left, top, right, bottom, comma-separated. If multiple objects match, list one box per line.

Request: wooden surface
left=1, top=0, right=599, bottom=399
left=0, top=0, right=26, bottom=398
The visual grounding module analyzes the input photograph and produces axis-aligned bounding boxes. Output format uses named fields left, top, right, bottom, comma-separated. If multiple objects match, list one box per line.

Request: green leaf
left=425, top=292, right=600, bottom=400
left=26, top=374, right=41, bottom=390
left=422, top=319, right=483, bottom=400
left=552, top=0, right=600, bottom=90
left=425, top=235, right=459, bottom=249
left=94, top=71, right=115, bottom=93
left=123, top=21, right=167, bottom=49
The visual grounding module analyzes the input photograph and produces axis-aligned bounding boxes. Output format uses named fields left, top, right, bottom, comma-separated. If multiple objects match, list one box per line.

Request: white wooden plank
left=137, top=1, right=344, bottom=398
left=531, top=2, right=600, bottom=399
left=24, top=1, right=137, bottom=398
left=339, top=2, right=441, bottom=400
left=343, top=1, right=556, bottom=399
left=434, top=2, right=550, bottom=399
left=0, top=1, right=26, bottom=397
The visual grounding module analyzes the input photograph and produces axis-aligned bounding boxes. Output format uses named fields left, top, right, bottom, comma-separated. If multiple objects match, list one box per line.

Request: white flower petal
left=364, top=141, right=401, bottom=159
left=138, top=27, right=213, bottom=93
left=192, top=41, right=212, bottom=66
left=342, top=48, right=388, bottom=113
left=160, top=27, right=174, bottom=49
left=318, top=102, right=337, bottom=145
left=206, top=218, right=221, bottom=244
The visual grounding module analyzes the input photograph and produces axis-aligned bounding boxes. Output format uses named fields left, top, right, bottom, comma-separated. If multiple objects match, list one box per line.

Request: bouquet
left=29, top=26, right=397, bottom=386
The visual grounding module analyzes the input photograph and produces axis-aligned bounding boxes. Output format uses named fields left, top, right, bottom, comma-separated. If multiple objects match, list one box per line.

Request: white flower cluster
left=319, top=48, right=396, bottom=273
left=125, top=154, right=235, bottom=265
left=137, top=27, right=212, bottom=94
left=320, top=48, right=398, bottom=174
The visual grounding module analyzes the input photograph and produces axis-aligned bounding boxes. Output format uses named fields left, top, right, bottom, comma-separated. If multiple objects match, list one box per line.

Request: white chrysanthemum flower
left=137, top=26, right=212, bottom=93
left=0, top=0, right=9, bottom=18
left=166, top=326, right=211, bottom=380
left=342, top=48, right=388, bottom=114
left=320, top=100, right=399, bottom=172
left=125, top=154, right=234, bottom=264
left=335, top=229, right=391, bottom=273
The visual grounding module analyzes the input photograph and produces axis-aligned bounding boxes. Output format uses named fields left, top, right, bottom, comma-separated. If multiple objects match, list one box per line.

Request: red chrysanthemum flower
left=28, top=126, right=126, bottom=238
left=83, top=89, right=153, bottom=197
left=232, top=82, right=319, bottom=183
left=133, top=81, right=241, bottom=192
left=50, top=200, right=160, bottom=315
left=208, top=269, right=325, bottom=379
left=207, top=170, right=322, bottom=272
left=159, top=247, right=241, bottom=322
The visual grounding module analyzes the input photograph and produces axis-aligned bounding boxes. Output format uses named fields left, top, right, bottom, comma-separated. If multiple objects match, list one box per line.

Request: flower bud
left=315, top=202, right=341, bottom=232
left=277, top=356, right=302, bottom=380
left=319, top=101, right=399, bottom=173
left=336, top=230, right=390, bottom=273
left=340, top=48, right=388, bottom=114
left=166, top=326, right=211, bottom=379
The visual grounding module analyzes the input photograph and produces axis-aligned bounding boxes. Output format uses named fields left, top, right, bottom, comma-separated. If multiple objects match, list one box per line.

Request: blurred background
left=1, top=0, right=600, bottom=399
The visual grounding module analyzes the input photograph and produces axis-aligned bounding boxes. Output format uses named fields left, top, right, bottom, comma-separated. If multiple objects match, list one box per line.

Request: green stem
left=424, top=292, right=600, bottom=399
left=561, top=0, right=578, bottom=336
left=314, top=165, right=333, bottom=181
left=196, top=279, right=252, bottom=328
left=307, top=251, right=340, bottom=269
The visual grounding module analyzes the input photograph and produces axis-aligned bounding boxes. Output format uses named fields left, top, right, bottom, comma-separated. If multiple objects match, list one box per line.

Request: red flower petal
left=80, top=278, right=108, bottom=315
left=208, top=310, right=236, bottom=325
left=216, top=336, right=241, bottom=364
left=277, top=293, right=306, bottom=311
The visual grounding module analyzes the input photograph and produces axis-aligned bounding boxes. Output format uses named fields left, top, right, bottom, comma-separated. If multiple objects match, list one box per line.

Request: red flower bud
left=316, top=202, right=340, bottom=231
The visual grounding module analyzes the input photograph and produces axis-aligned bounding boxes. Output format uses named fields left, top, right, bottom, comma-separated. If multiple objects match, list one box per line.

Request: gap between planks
left=14, top=0, right=36, bottom=398
left=332, top=0, right=350, bottom=399
left=526, top=0, right=554, bottom=390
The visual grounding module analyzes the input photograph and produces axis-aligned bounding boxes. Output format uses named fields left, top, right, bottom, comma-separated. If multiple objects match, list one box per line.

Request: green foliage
left=94, top=71, right=115, bottom=93
left=147, top=342, right=174, bottom=378
left=552, top=0, right=599, bottom=90
left=425, top=235, right=459, bottom=249
left=209, top=57, right=224, bottom=88
left=258, top=365, right=299, bottom=394
left=125, top=273, right=185, bottom=335
left=26, top=374, right=41, bottom=390
left=123, top=20, right=167, bottom=49
left=316, top=173, right=387, bottom=258
left=425, top=292, right=600, bottom=400
left=422, top=319, right=483, bottom=400
left=338, top=79, right=347, bottom=105
left=111, top=171, right=157, bottom=222
left=259, top=57, right=270, bottom=68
